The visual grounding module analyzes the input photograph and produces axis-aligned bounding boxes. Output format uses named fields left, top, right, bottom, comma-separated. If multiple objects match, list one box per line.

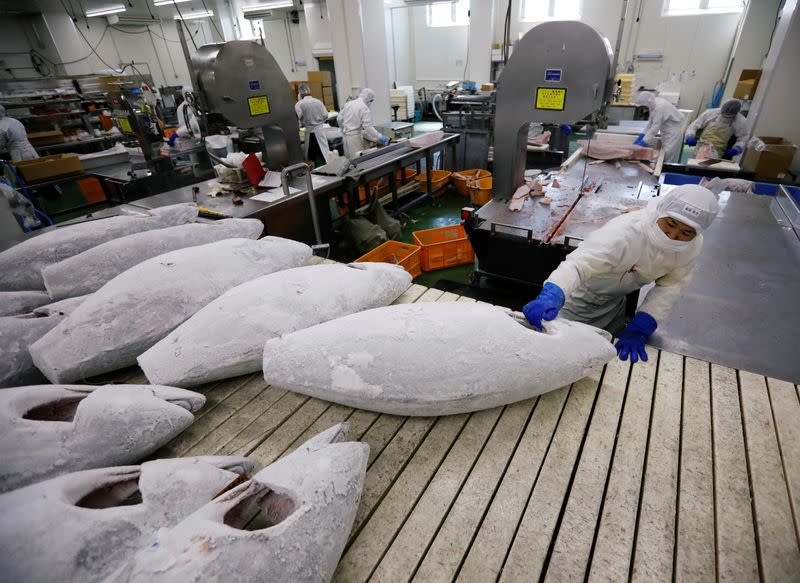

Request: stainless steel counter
left=647, top=191, right=800, bottom=383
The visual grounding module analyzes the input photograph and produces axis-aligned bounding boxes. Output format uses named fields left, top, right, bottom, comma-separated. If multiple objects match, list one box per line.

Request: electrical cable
left=462, top=8, right=470, bottom=81
left=200, top=0, right=224, bottom=40
left=172, top=1, right=199, bottom=50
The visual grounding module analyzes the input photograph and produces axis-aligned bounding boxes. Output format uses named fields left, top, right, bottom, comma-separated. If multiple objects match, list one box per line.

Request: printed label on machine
left=544, top=69, right=562, bottom=82
left=535, top=87, right=567, bottom=111
left=117, top=118, right=133, bottom=133
left=249, top=80, right=261, bottom=90
left=247, top=96, right=270, bottom=116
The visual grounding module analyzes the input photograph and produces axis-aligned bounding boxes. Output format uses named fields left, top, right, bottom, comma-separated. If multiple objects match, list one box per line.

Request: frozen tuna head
left=262, top=302, right=616, bottom=416
left=0, top=291, right=51, bottom=316
left=0, top=296, right=89, bottom=388
left=113, top=424, right=369, bottom=583
left=0, top=384, right=206, bottom=493
left=0, top=203, right=198, bottom=291
left=138, top=261, right=411, bottom=387
left=42, top=218, right=264, bottom=301
left=30, top=236, right=312, bottom=383
left=0, top=456, right=253, bottom=583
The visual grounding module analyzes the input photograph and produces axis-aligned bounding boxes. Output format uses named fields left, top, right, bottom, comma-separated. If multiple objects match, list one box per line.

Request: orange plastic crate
left=412, top=224, right=474, bottom=272
left=355, top=240, right=421, bottom=279
left=453, top=169, right=491, bottom=196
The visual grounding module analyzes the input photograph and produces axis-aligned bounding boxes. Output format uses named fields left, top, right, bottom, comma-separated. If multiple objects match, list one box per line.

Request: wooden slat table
left=116, top=279, right=800, bottom=582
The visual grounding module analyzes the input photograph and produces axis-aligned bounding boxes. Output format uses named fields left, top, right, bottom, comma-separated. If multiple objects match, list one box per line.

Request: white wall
left=0, top=17, right=43, bottom=79
left=385, top=7, right=414, bottom=86
left=412, top=5, right=470, bottom=86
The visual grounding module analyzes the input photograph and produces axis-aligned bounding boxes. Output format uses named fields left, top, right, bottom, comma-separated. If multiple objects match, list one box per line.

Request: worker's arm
left=686, top=109, right=713, bottom=138
left=638, top=260, right=696, bottom=321
left=294, top=101, right=303, bottom=121
left=359, top=105, right=384, bottom=143
left=731, top=114, right=749, bottom=151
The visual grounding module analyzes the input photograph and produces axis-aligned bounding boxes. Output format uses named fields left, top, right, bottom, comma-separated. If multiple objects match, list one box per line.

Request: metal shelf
left=17, top=110, right=103, bottom=120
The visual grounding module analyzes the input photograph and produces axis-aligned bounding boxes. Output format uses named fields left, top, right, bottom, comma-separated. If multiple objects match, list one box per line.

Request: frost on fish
left=262, top=302, right=616, bottom=416
left=138, top=262, right=411, bottom=387
left=0, top=384, right=206, bottom=493
left=30, top=237, right=312, bottom=383
left=112, top=424, right=368, bottom=583
left=0, top=295, right=89, bottom=388
left=42, top=218, right=264, bottom=301
left=0, top=203, right=198, bottom=291
left=0, top=291, right=50, bottom=316
left=0, top=456, right=253, bottom=583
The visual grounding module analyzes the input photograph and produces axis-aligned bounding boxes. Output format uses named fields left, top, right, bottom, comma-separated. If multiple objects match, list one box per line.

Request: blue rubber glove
left=685, top=134, right=697, bottom=146
left=633, top=133, right=646, bottom=146
left=615, top=311, right=657, bottom=363
left=724, top=145, right=742, bottom=158
left=378, top=135, right=390, bottom=146
left=166, top=132, right=178, bottom=147
left=522, top=282, right=566, bottom=330
left=559, top=123, right=572, bottom=136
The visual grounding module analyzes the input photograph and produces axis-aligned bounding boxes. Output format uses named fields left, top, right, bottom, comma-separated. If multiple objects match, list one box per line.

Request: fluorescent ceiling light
left=175, top=9, right=214, bottom=19
left=86, top=4, right=127, bottom=17
left=153, top=0, right=192, bottom=6
left=242, top=1, right=294, bottom=13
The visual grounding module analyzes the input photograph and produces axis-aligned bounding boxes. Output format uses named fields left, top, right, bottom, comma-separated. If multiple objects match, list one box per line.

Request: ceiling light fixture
left=85, top=4, right=127, bottom=17
left=153, top=0, right=192, bottom=6
left=174, top=9, right=214, bottom=19
left=242, top=1, right=294, bottom=13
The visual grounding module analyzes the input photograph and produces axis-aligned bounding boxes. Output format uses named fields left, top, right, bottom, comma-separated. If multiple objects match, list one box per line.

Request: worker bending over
left=685, top=99, right=747, bottom=159
left=632, top=91, right=684, bottom=163
left=295, top=83, right=331, bottom=163
left=0, top=105, right=38, bottom=162
left=166, top=86, right=200, bottom=148
left=337, top=88, right=389, bottom=159
left=522, top=185, right=719, bottom=363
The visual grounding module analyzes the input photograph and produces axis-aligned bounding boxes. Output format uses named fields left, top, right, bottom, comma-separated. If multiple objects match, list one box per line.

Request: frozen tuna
left=0, top=456, right=253, bottom=583
left=0, top=295, right=88, bottom=387
left=0, top=204, right=198, bottom=291
left=138, top=262, right=411, bottom=387
left=0, top=291, right=50, bottom=316
left=111, top=424, right=368, bottom=583
left=262, top=302, right=616, bottom=416
left=30, top=237, right=312, bottom=383
left=42, top=218, right=264, bottom=301
left=0, top=384, right=205, bottom=493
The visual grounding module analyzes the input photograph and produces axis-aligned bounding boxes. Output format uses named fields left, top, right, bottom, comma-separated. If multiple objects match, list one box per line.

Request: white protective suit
left=686, top=106, right=747, bottom=155
left=337, top=88, right=386, bottom=159
left=547, top=184, right=719, bottom=331
left=295, top=94, right=331, bottom=162
left=634, top=92, right=685, bottom=163
left=174, top=87, right=200, bottom=140
left=0, top=105, right=38, bottom=162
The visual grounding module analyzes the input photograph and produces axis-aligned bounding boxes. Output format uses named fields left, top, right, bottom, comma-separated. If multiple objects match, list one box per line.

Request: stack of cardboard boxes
left=289, top=72, right=335, bottom=111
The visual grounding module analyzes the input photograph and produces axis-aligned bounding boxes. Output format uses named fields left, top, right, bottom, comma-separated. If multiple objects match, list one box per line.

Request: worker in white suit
left=295, top=83, right=331, bottom=163
left=166, top=86, right=201, bottom=147
left=632, top=91, right=685, bottom=163
left=685, top=99, right=748, bottom=159
left=522, top=185, right=719, bottom=363
left=337, top=88, right=389, bottom=159
left=0, top=105, right=38, bottom=162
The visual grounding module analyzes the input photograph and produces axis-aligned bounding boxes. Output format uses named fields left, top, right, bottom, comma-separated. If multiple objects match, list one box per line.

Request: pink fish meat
left=577, top=140, right=658, bottom=161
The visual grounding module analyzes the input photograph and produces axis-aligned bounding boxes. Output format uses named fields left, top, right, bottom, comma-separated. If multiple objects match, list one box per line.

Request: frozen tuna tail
left=0, top=203, right=198, bottom=291
left=138, top=262, right=411, bottom=387
left=30, top=237, right=312, bottom=383
left=262, top=302, right=616, bottom=416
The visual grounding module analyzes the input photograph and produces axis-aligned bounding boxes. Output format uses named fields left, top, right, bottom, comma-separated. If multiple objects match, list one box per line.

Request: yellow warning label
left=248, top=95, right=270, bottom=116
left=117, top=117, right=133, bottom=133
left=535, top=87, right=567, bottom=111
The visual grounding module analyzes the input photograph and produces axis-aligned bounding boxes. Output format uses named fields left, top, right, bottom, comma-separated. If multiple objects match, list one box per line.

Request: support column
left=360, top=0, right=391, bottom=125
left=466, top=0, right=493, bottom=84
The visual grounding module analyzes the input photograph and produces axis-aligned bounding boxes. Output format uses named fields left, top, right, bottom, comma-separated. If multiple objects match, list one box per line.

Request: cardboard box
left=307, top=81, right=324, bottom=101
left=14, top=154, right=83, bottom=183
left=740, top=136, right=797, bottom=179
left=26, top=130, right=65, bottom=146
left=322, top=87, right=334, bottom=101
left=308, top=70, right=332, bottom=86
left=733, top=69, right=761, bottom=100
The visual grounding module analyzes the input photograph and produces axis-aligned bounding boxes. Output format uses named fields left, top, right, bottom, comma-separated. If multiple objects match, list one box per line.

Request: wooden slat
left=456, top=387, right=569, bottom=582
left=545, top=357, right=633, bottom=581
left=498, top=372, right=602, bottom=582
left=415, top=288, right=445, bottom=303
left=711, top=364, right=759, bottom=582
left=370, top=407, right=503, bottom=582
left=281, top=403, right=358, bottom=455
left=413, top=399, right=536, bottom=582
left=631, top=351, right=683, bottom=582
left=584, top=354, right=657, bottom=582
left=334, top=414, right=469, bottom=583
left=767, top=377, right=800, bottom=542
left=357, top=414, right=408, bottom=468
left=675, top=357, right=716, bottom=582
left=393, top=283, right=427, bottom=304
left=437, top=291, right=460, bottom=302
left=456, top=296, right=477, bottom=302
left=739, top=371, right=800, bottom=581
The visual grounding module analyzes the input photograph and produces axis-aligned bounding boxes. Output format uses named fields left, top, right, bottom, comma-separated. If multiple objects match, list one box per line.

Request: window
left=520, top=0, right=581, bottom=22
left=426, top=0, right=469, bottom=28
left=662, top=0, right=744, bottom=16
